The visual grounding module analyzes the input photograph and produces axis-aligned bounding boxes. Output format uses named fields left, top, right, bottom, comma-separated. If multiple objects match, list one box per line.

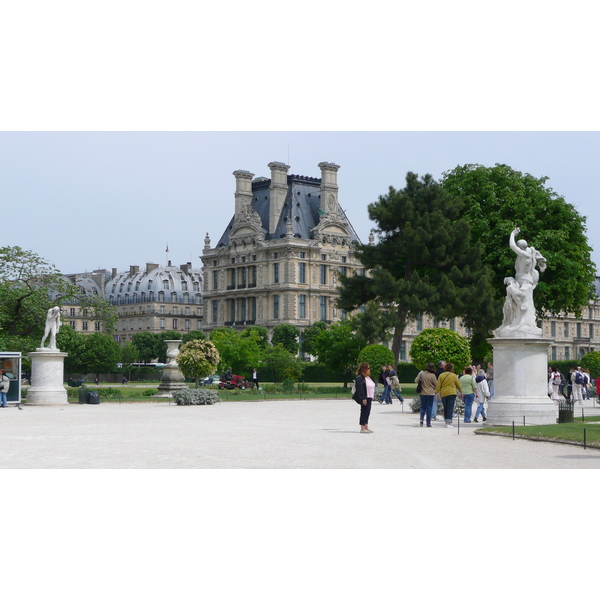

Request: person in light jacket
left=415, top=363, right=437, bottom=427
left=0, top=369, right=10, bottom=407
left=474, top=369, right=489, bottom=423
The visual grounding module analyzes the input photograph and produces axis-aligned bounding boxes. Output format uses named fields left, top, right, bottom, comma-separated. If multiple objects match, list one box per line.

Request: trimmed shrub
left=410, top=328, right=471, bottom=373
left=173, top=388, right=220, bottom=405
left=99, top=387, right=124, bottom=399
left=300, top=363, right=344, bottom=383
left=142, top=388, right=158, bottom=396
left=357, top=345, right=395, bottom=371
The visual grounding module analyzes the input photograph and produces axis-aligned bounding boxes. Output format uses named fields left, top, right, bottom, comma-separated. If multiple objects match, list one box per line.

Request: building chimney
left=180, top=263, right=191, bottom=275
left=318, top=162, right=340, bottom=214
left=233, top=170, right=255, bottom=216
left=146, top=263, right=159, bottom=274
left=268, top=161, right=290, bottom=235
left=112, top=268, right=118, bottom=279
left=129, top=265, right=140, bottom=277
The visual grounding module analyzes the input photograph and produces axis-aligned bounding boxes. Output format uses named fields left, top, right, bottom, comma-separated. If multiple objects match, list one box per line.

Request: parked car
left=218, top=375, right=253, bottom=390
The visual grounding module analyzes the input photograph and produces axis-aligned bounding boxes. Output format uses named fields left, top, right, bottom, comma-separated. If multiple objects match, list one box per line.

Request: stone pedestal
left=26, top=349, right=69, bottom=405
left=487, top=337, right=557, bottom=425
left=154, top=340, right=187, bottom=398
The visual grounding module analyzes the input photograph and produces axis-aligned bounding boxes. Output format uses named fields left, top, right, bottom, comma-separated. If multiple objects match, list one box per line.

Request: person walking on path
left=355, top=363, right=375, bottom=433
left=0, top=370, right=10, bottom=407
left=251, top=368, right=259, bottom=392
left=378, top=365, right=391, bottom=404
left=388, top=364, right=404, bottom=404
left=474, top=369, right=489, bottom=422
left=415, top=363, right=437, bottom=427
left=459, top=367, right=477, bottom=423
left=436, top=363, right=463, bottom=428
left=572, top=367, right=584, bottom=404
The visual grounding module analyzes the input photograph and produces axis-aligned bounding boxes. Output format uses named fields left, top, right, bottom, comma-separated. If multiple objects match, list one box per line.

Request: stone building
left=63, top=262, right=203, bottom=342
left=200, top=161, right=363, bottom=336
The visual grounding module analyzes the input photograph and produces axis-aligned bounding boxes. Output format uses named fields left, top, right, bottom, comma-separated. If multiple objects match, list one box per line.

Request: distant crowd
left=547, top=365, right=597, bottom=403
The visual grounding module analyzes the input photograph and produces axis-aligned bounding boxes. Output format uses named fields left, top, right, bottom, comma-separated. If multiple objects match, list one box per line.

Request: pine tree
left=338, top=172, right=496, bottom=361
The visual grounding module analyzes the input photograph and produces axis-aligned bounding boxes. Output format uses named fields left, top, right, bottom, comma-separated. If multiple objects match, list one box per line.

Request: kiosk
left=1, top=352, right=22, bottom=406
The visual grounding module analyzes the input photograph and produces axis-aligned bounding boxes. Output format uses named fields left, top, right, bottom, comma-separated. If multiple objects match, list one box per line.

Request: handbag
left=416, top=374, right=423, bottom=394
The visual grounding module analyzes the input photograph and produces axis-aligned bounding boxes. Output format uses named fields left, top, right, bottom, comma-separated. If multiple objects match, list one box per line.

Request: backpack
left=575, top=371, right=583, bottom=385
left=351, top=379, right=362, bottom=404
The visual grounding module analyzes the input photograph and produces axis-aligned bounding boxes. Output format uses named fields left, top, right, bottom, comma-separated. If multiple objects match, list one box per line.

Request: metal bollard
left=512, top=421, right=515, bottom=440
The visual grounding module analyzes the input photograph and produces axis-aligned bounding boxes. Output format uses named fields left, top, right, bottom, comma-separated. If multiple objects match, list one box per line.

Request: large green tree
left=442, top=163, right=597, bottom=354
left=209, top=327, right=263, bottom=376
left=310, top=321, right=365, bottom=387
left=338, top=172, right=496, bottom=361
left=300, top=321, right=328, bottom=356
left=131, top=332, right=159, bottom=363
left=271, top=324, right=300, bottom=355
left=79, top=333, right=122, bottom=379
left=0, top=246, right=74, bottom=352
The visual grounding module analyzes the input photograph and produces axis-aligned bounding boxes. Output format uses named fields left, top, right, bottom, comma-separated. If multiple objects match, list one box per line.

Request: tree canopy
left=409, top=328, right=471, bottom=373
left=178, top=339, right=220, bottom=387
left=337, top=172, right=495, bottom=361
left=442, top=163, right=597, bottom=318
left=271, top=324, right=300, bottom=355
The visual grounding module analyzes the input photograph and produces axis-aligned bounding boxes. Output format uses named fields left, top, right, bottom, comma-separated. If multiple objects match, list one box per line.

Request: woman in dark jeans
left=355, top=362, right=375, bottom=433
left=415, top=363, right=438, bottom=427
left=435, top=362, right=463, bottom=428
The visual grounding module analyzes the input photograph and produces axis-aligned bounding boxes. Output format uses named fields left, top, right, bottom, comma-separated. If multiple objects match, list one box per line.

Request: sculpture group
left=495, top=228, right=547, bottom=338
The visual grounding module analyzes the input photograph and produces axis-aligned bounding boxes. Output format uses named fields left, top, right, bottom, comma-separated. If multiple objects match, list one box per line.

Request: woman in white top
left=355, top=362, right=376, bottom=433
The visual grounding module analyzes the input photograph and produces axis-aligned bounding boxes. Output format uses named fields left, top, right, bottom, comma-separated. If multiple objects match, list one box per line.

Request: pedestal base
left=154, top=364, right=187, bottom=398
left=27, top=350, right=69, bottom=405
left=487, top=337, right=557, bottom=425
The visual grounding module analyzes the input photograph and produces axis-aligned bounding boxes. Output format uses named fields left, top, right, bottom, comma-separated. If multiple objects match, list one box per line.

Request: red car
left=218, top=375, right=253, bottom=390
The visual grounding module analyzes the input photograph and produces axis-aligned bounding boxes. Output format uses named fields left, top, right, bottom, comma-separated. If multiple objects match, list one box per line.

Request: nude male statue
left=40, top=306, right=62, bottom=350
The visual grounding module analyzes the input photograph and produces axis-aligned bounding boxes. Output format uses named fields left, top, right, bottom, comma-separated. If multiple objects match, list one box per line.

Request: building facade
left=63, top=262, right=204, bottom=342
left=201, top=161, right=363, bottom=336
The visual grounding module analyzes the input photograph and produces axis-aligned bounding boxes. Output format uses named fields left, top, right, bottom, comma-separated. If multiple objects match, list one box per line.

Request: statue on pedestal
left=40, top=306, right=63, bottom=350
left=495, top=228, right=547, bottom=338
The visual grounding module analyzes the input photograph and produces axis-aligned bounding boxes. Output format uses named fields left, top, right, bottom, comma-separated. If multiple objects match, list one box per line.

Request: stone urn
left=155, top=340, right=187, bottom=398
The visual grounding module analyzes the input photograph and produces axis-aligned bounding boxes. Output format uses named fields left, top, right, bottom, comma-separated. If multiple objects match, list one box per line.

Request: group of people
left=414, top=361, right=493, bottom=428
left=353, top=360, right=494, bottom=433
left=548, top=365, right=597, bottom=403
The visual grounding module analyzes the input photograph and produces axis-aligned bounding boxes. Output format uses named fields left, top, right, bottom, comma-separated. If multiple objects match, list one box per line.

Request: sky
left=2, top=2, right=598, bottom=591
left=2, top=130, right=599, bottom=275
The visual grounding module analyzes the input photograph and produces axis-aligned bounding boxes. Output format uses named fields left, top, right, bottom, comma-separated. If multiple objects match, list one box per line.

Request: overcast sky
left=1, top=131, right=599, bottom=274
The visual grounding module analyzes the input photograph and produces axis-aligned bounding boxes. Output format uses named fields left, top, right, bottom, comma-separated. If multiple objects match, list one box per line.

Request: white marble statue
left=40, top=306, right=62, bottom=350
left=495, top=228, right=547, bottom=338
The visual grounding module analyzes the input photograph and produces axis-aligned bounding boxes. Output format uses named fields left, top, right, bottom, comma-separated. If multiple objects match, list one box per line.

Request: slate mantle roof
left=216, top=174, right=360, bottom=247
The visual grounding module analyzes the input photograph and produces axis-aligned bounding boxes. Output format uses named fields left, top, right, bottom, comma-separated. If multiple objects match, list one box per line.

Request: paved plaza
left=2, top=398, right=600, bottom=468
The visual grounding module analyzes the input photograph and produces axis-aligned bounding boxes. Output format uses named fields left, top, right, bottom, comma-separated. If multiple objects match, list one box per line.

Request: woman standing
left=415, top=363, right=437, bottom=427
left=435, top=363, right=463, bottom=428
left=355, top=362, right=375, bottom=433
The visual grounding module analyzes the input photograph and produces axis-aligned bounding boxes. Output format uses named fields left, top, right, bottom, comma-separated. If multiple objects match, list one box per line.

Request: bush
left=410, top=328, right=471, bottom=373
left=142, top=388, right=158, bottom=396
left=580, top=351, right=600, bottom=378
left=300, top=363, right=344, bottom=383
left=282, top=379, right=295, bottom=393
left=173, top=388, right=220, bottom=405
left=99, top=387, right=123, bottom=399
left=395, top=363, right=419, bottom=382
left=357, top=344, right=395, bottom=371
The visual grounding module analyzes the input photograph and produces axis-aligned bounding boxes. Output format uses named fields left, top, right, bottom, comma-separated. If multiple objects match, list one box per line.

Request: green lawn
left=477, top=422, right=600, bottom=448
